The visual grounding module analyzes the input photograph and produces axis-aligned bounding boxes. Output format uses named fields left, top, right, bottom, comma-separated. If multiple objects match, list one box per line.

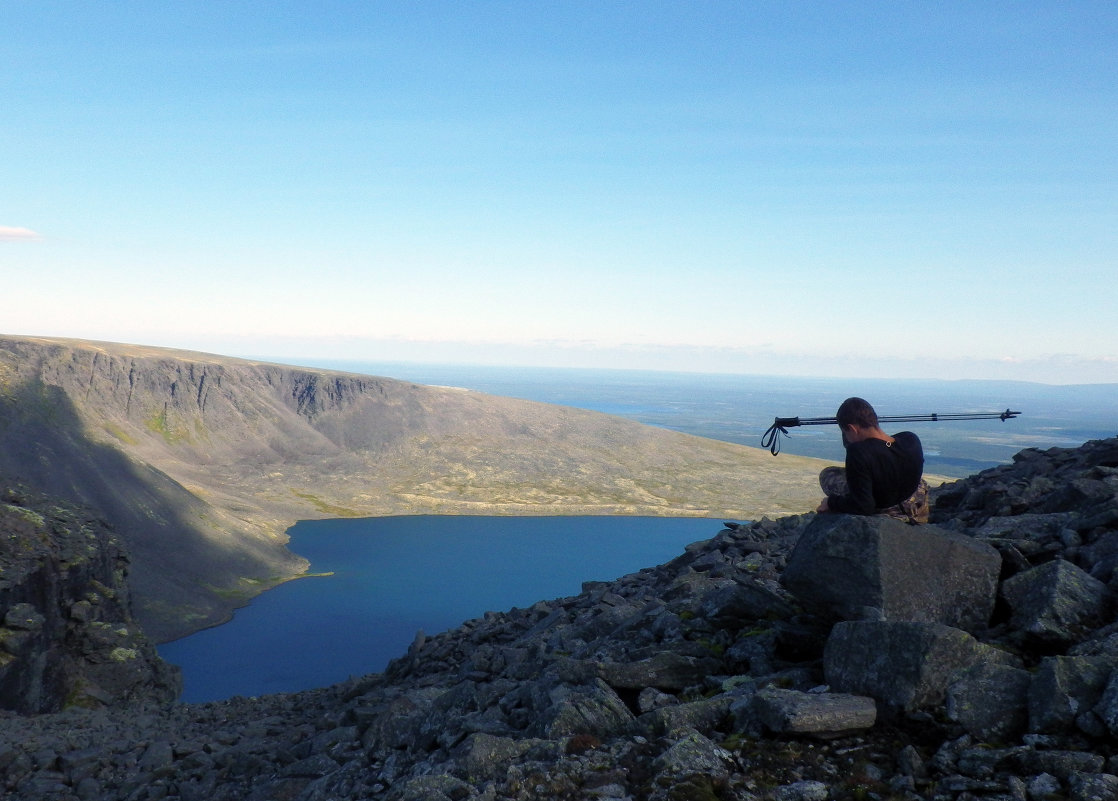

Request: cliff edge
left=0, top=486, right=180, bottom=713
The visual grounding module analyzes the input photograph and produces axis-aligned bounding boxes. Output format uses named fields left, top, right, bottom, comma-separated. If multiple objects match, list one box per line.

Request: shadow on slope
left=0, top=378, right=305, bottom=641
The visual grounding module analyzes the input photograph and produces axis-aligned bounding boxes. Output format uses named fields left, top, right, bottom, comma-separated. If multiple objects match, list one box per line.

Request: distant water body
left=161, top=364, right=1116, bottom=701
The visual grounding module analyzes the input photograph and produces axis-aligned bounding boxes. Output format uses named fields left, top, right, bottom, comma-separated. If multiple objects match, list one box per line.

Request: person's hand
left=816, top=497, right=830, bottom=513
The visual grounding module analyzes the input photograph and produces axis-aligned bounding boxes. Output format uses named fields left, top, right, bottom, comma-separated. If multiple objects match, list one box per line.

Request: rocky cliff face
left=0, top=335, right=831, bottom=641
left=0, top=486, right=180, bottom=714
left=1, top=436, right=1116, bottom=801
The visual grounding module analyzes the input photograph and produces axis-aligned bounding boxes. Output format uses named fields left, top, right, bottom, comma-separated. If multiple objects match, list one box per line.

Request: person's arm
left=826, top=448, right=877, bottom=515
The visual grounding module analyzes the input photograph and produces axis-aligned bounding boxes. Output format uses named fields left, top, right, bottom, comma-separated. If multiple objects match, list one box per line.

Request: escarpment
left=0, top=335, right=832, bottom=640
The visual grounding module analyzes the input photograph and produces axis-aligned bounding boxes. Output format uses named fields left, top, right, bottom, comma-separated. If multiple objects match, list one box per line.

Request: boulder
left=555, top=652, right=717, bottom=691
left=1028, top=655, right=1111, bottom=735
left=774, top=780, right=830, bottom=801
left=390, top=774, right=474, bottom=801
left=1027, top=750, right=1107, bottom=780
left=972, top=512, right=1077, bottom=560
left=751, top=687, right=876, bottom=738
left=782, top=514, right=1000, bottom=632
left=360, top=686, right=447, bottom=754
left=1068, top=772, right=1118, bottom=801
left=946, top=661, right=1032, bottom=742
left=541, top=679, right=635, bottom=739
left=1001, top=559, right=1110, bottom=646
left=652, top=728, right=735, bottom=784
left=638, top=695, right=733, bottom=737
left=461, top=733, right=539, bottom=782
left=1093, top=669, right=1118, bottom=738
left=1079, top=530, right=1118, bottom=583
left=823, top=621, right=1017, bottom=713
left=698, top=578, right=796, bottom=625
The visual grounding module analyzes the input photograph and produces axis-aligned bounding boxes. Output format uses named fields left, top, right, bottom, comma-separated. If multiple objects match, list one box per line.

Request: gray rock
left=823, top=620, right=1016, bottom=713
left=281, top=752, right=338, bottom=778
left=652, top=728, right=734, bottom=783
left=698, top=578, right=796, bottom=624
left=1002, top=559, right=1110, bottom=646
left=4, top=603, right=44, bottom=631
left=560, top=652, right=717, bottom=691
left=947, top=661, right=1032, bottom=742
left=1093, top=669, right=1118, bottom=737
left=973, top=513, right=1078, bottom=560
left=936, top=774, right=1008, bottom=794
left=1025, top=751, right=1108, bottom=780
left=138, top=739, right=175, bottom=772
left=782, top=514, right=1001, bottom=632
left=956, top=745, right=1028, bottom=779
left=637, top=686, right=678, bottom=713
left=388, top=773, right=475, bottom=801
left=1029, top=772, right=1062, bottom=800
left=1068, top=772, right=1118, bottom=801
left=542, top=679, right=635, bottom=739
left=774, top=780, right=830, bottom=801
left=1028, top=656, right=1111, bottom=734
left=637, top=695, right=731, bottom=737
left=360, top=686, right=446, bottom=754
left=1079, top=531, right=1118, bottom=582
left=897, top=743, right=927, bottom=778
left=461, top=732, right=539, bottom=782
left=751, top=687, right=876, bottom=737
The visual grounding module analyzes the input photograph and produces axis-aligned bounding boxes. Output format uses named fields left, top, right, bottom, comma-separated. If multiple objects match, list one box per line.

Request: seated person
left=815, top=397, right=928, bottom=523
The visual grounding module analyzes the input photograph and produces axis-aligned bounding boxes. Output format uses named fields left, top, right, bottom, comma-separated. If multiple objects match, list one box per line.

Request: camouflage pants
left=819, top=466, right=930, bottom=524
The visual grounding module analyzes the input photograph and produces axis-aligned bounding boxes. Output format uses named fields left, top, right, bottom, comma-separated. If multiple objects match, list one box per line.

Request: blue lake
left=159, top=515, right=724, bottom=703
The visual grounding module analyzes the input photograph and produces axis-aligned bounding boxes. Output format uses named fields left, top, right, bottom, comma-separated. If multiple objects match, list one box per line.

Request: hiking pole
left=761, top=409, right=1021, bottom=455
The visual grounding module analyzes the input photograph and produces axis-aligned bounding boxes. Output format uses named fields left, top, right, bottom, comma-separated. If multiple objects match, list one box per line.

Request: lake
left=159, top=515, right=724, bottom=703
left=159, top=364, right=1117, bottom=702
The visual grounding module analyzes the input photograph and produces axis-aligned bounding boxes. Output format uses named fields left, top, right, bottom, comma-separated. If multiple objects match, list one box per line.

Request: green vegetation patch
left=2, top=504, right=46, bottom=530
left=205, top=574, right=305, bottom=604
left=102, top=421, right=138, bottom=445
left=144, top=409, right=190, bottom=445
left=289, top=489, right=363, bottom=517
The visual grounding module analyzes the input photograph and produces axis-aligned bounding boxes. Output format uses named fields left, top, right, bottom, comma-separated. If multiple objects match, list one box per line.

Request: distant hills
left=0, top=335, right=833, bottom=640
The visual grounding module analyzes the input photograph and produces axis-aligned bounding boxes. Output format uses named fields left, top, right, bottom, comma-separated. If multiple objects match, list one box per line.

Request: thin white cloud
left=0, top=226, right=42, bottom=242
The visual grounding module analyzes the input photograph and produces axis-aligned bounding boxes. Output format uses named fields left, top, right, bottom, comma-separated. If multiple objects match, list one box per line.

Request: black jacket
left=827, top=431, right=924, bottom=515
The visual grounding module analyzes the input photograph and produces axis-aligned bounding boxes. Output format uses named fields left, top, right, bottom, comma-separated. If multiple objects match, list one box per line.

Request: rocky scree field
left=2, top=436, right=1118, bottom=800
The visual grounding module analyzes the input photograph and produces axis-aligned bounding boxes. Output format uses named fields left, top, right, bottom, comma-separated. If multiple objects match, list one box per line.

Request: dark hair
left=836, top=397, right=878, bottom=430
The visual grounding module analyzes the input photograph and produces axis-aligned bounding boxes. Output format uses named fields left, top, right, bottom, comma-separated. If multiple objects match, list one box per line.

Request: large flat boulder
left=823, top=621, right=1018, bottom=714
left=752, top=688, right=877, bottom=738
left=782, top=514, right=1001, bottom=632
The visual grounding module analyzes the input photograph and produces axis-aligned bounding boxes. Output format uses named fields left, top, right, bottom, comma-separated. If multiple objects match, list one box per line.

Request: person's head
left=836, top=397, right=879, bottom=442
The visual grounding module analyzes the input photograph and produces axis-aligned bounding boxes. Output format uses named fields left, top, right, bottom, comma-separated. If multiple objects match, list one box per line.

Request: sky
left=3, top=2, right=1117, bottom=384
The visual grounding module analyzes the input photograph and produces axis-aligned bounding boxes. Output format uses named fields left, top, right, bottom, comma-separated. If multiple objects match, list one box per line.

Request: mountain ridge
left=0, top=335, right=833, bottom=641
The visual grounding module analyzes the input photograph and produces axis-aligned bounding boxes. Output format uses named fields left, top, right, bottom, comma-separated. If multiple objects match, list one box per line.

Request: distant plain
left=295, top=361, right=1117, bottom=477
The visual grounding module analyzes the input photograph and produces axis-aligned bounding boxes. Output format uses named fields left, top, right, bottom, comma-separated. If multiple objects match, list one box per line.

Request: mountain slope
left=0, top=335, right=832, bottom=640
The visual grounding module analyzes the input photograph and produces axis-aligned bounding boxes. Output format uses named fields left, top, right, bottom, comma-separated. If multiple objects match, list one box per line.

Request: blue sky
left=3, top=2, right=1116, bottom=384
